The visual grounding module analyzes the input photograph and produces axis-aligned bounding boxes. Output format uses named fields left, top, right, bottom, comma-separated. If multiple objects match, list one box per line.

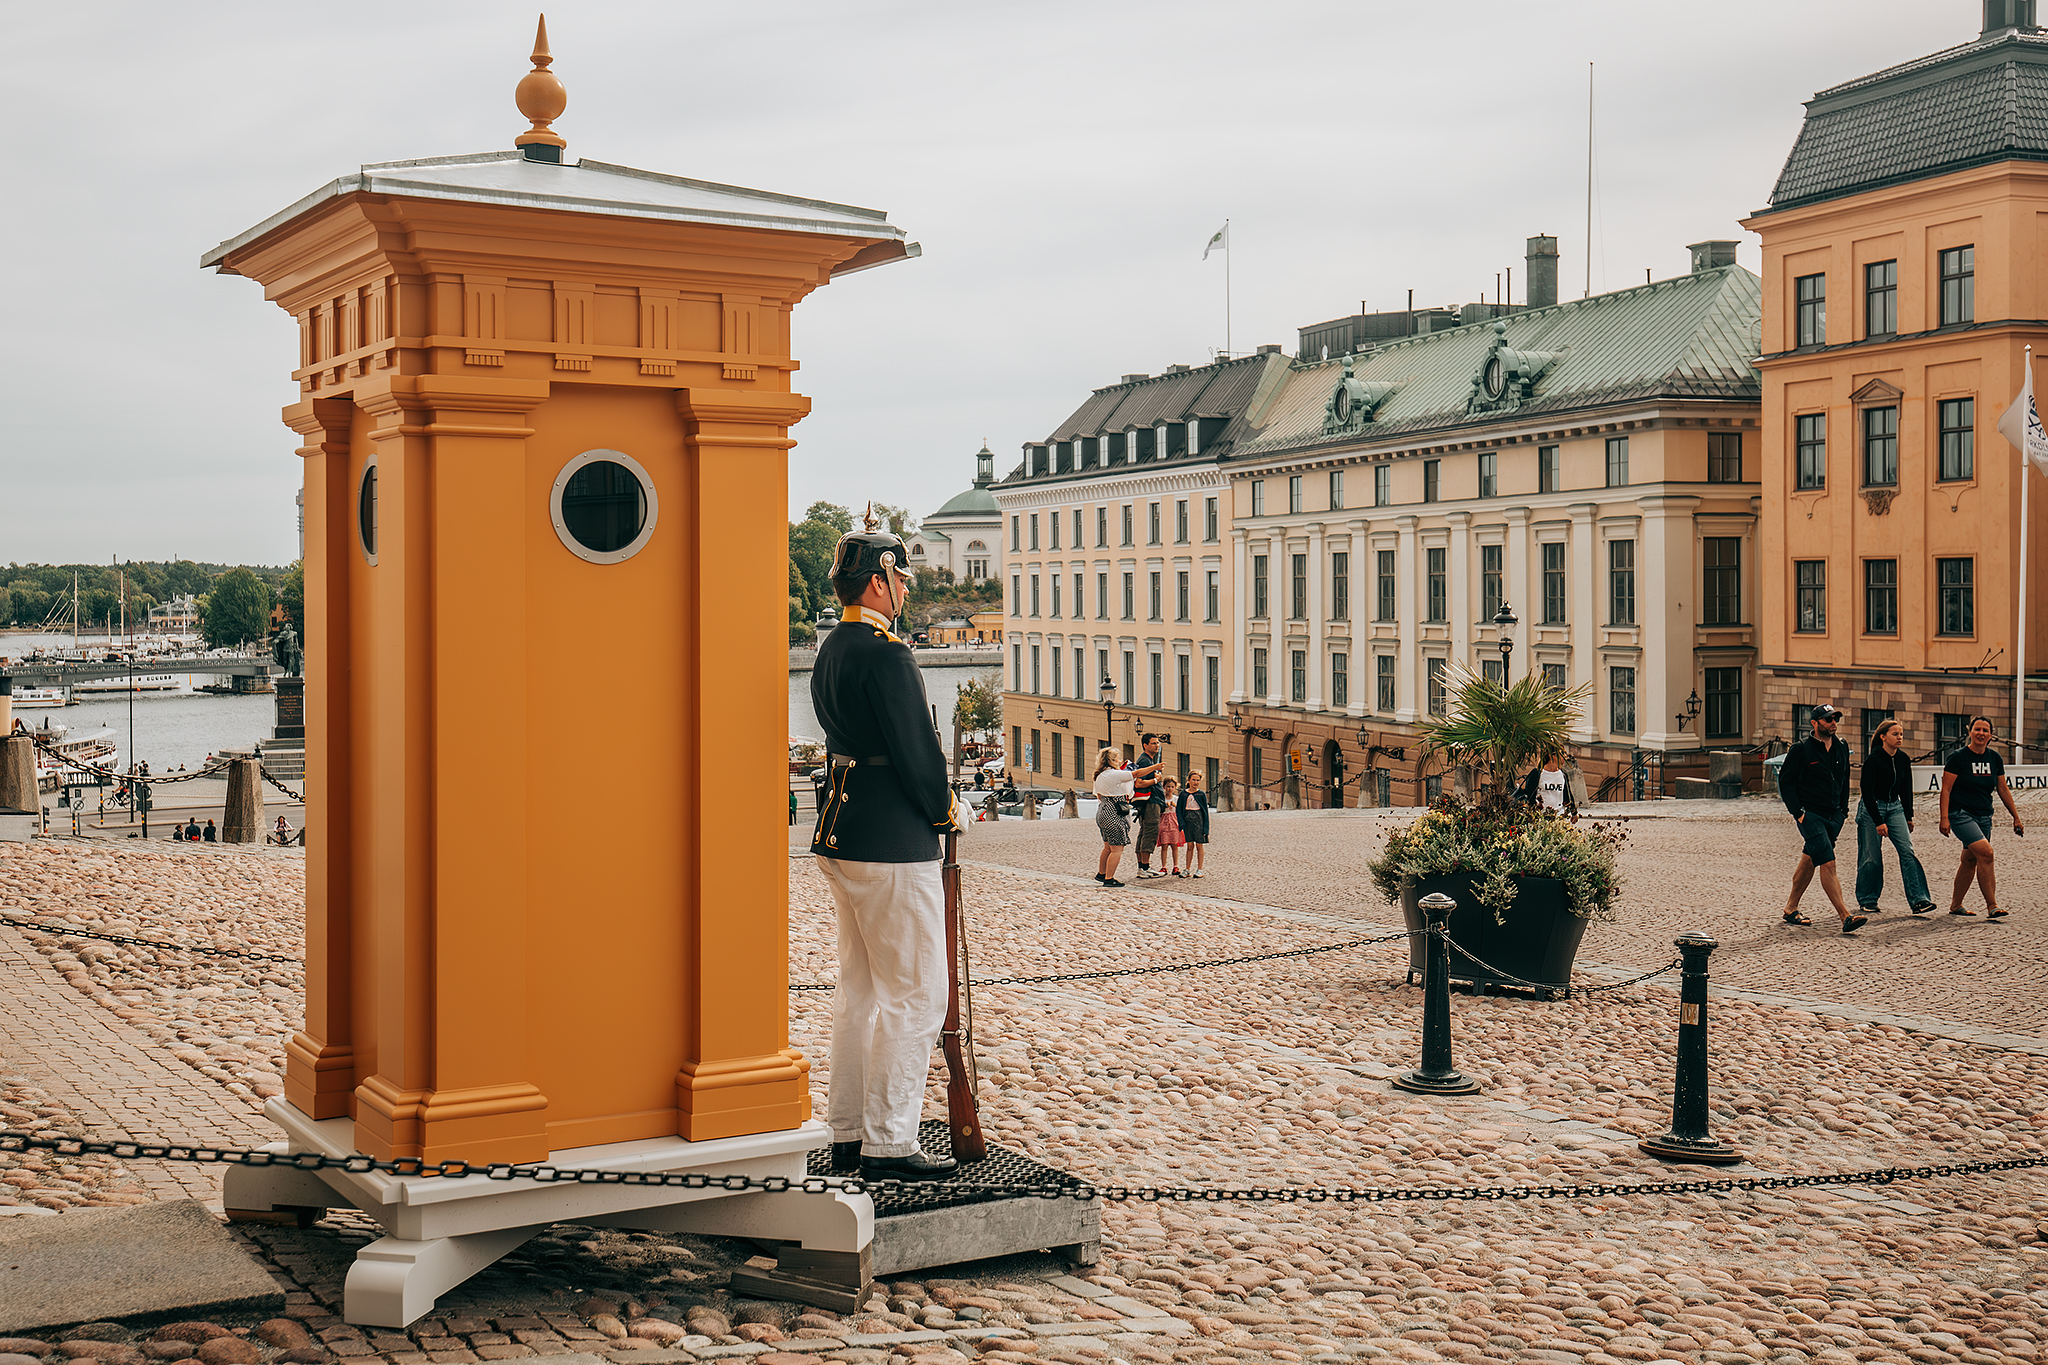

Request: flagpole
left=2020, top=346, right=2033, bottom=762
left=1225, top=218, right=1232, bottom=359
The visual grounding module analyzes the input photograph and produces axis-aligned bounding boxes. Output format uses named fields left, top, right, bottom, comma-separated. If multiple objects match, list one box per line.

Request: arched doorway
left=1322, top=740, right=1345, bottom=809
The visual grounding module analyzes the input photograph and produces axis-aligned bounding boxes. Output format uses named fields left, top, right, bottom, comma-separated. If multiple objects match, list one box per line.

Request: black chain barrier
left=0, top=915, right=303, bottom=966
left=1437, top=930, right=1683, bottom=998
left=24, top=733, right=304, bottom=803
left=2, top=1128, right=2041, bottom=1204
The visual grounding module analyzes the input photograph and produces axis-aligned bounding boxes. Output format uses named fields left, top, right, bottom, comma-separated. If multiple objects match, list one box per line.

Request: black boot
left=830, top=1141, right=861, bottom=1171
left=859, top=1149, right=959, bottom=1181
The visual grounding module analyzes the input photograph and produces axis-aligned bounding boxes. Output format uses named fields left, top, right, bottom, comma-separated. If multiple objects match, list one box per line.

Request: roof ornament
left=1322, top=353, right=1403, bottom=434
left=1467, top=320, right=1564, bottom=415
left=514, top=15, right=568, bottom=163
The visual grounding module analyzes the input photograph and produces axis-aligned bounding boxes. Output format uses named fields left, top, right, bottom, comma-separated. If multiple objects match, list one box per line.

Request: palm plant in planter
left=1367, top=665, right=1625, bottom=997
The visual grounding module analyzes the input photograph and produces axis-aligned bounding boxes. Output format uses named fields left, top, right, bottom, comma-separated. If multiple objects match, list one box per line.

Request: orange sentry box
left=204, top=39, right=914, bottom=1165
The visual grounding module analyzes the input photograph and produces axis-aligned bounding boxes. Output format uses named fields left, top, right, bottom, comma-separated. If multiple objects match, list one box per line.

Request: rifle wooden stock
left=940, top=830, right=986, bottom=1161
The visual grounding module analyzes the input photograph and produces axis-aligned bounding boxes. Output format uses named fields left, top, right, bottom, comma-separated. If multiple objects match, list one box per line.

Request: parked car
left=977, top=786, right=1100, bottom=821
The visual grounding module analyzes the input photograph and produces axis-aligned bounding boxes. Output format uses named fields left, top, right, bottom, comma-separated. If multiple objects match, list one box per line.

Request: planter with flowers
left=1366, top=667, right=1625, bottom=997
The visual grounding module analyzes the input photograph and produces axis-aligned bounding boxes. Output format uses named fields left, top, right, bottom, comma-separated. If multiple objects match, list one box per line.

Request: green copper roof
left=930, top=484, right=999, bottom=518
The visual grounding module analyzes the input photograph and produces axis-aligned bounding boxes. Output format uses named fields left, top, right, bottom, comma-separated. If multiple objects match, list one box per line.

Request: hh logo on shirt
left=1972, top=762, right=1994, bottom=775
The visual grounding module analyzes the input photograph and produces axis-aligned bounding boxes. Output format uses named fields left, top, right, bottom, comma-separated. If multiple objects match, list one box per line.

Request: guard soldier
left=811, top=508, right=961, bottom=1181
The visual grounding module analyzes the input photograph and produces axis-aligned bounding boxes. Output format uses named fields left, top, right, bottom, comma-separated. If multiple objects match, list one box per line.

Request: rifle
left=939, top=830, right=986, bottom=1161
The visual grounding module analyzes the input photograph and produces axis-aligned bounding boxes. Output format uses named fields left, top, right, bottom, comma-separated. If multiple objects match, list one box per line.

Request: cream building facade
left=1227, top=251, right=1765, bottom=805
left=905, top=443, right=1000, bottom=582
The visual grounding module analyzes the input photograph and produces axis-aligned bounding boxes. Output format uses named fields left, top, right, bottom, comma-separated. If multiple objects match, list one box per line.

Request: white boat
left=27, top=719, right=121, bottom=793
left=71, top=673, right=186, bottom=695
left=10, top=686, right=69, bottom=708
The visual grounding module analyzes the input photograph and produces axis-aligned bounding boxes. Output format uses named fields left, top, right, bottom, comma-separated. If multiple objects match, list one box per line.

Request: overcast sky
left=1, top=0, right=1978, bottom=565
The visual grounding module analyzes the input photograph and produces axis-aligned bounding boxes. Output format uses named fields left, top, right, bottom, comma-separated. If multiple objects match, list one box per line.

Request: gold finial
left=514, top=15, right=568, bottom=161
left=863, top=502, right=881, bottom=533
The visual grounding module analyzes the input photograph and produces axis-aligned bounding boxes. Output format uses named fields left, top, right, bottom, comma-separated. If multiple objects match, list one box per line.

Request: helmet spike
left=862, top=502, right=881, bottom=533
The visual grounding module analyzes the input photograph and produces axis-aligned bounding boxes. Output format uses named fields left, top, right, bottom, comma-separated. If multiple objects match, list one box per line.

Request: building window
left=1796, top=413, right=1826, bottom=489
left=1251, top=747, right=1263, bottom=789
left=1480, top=658, right=1504, bottom=685
left=1541, top=662, right=1566, bottom=690
left=1480, top=544, right=1503, bottom=621
left=1939, top=398, right=1975, bottom=481
left=1329, top=470, right=1345, bottom=510
left=1030, top=728, right=1042, bottom=772
left=1288, top=475, right=1303, bottom=514
left=1426, top=547, right=1447, bottom=622
left=1029, top=514, right=1040, bottom=550
left=1011, top=575, right=1021, bottom=616
left=1865, top=559, right=1898, bottom=635
left=1376, top=654, right=1397, bottom=712
left=1425, top=774, right=1444, bottom=803
left=1073, top=508, right=1084, bottom=546
left=1123, top=650, right=1135, bottom=706
left=1206, top=656, right=1220, bottom=715
left=1703, top=537, right=1741, bottom=625
left=1050, top=575, right=1061, bottom=618
left=1938, top=557, right=1974, bottom=636
left=1610, top=667, right=1637, bottom=735
left=1011, top=644, right=1021, bottom=690
left=1608, top=539, right=1636, bottom=626
left=1149, top=571, right=1162, bottom=620
left=1332, top=552, right=1349, bottom=619
left=1206, top=755, right=1219, bottom=788
left=1097, top=649, right=1110, bottom=696
left=1478, top=452, right=1498, bottom=498
left=1010, top=515, right=1020, bottom=553
left=1865, top=260, right=1897, bottom=338
left=1705, top=667, right=1742, bottom=740
left=1012, top=725, right=1022, bottom=769
left=1331, top=652, right=1348, bottom=707
left=1605, top=436, right=1629, bottom=488
left=1935, top=712, right=1969, bottom=761
left=1427, top=658, right=1448, bottom=716
left=1149, top=652, right=1162, bottom=709
left=1861, top=708, right=1895, bottom=749
left=1252, top=554, right=1269, bottom=618
left=1097, top=573, right=1109, bottom=619
left=1031, top=645, right=1041, bottom=694
left=1795, top=272, right=1826, bottom=346
left=1096, top=505, right=1108, bottom=547
left=1121, top=504, right=1133, bottom=545
left=1864, top=406, right=1898, bottom=486
left=1029, top=574, right=1040, bottom=616
left=1148, top=502, right=1161, bottom=544
left=1423, top=460, right=1441, bottom=503
left=1049, top=514, right=1059, bottom=550
left=1374, top=464, right=1391, bottom=506
left=1290, top=650, right=1306, bottom=703
left=1121, top=572, right=1135, bottom=620
left=1251, top=481, right=1265, bottom=516
left=1940, top=245, right=1975, bottom=325
left=1707, top=431, right=1742, bottom=483
left=1795, top=560, right=1826, bottom=632
left=1538, top=444, right=1560, bottom=494
left=1542, top=542, right=1566, bottom=623
left=1177, top=654, right=1191, bottom=712
left=1291, top=554, right=1308, bottom=619
left=1376, top=549, right=1396, bottom=621
left=1205, top=570, right=1219, bottom=622
left=1051, top=645, right=1063, bottom=701
left=1175, top=500, right=1188, bottom=543
left=1176, top=571, right=1190, bottom=621
left=1253, top=647, right=1269, bottom=698
left=1204, top=497, right=1218, bottom=541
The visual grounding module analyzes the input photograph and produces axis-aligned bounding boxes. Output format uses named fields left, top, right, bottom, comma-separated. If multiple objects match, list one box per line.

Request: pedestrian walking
left=1517, top=748, right=1576, bottom=817
left=1177, top=769, right=1211, bottom=877
left=809, top=507, right=962, bottom=1182
left=1157, top=777, right=1187, bottom=875
left=1855, top=718, right=1934, bottom=916
left=1129, top=734, right=1168, bottom=878
left=1092, top=748, right=1135, bottom=887
left=1938, top=717, right=2025, bottom=919
left=788, top=788, right=798, bottom=825
left=1778, top=704, right=1863, bottom=933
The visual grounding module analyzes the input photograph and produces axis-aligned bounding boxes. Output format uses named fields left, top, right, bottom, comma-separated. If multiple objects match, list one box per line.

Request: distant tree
left=872, top=503, right=919, bottom=538
left=804, top=502, right=853, bottom=535
left=789, top=616, right=817, bottom=646
left=789, top=518, right=840, bottom=611
left=279, top=560, right=305, bottom=642
left=200, top=568, right=271, bottom=648
left=953, top=670, right=1003, bottom=742
left=84, top=588, right=117, bottom=628
left=162, top=560, right=210, bottom=598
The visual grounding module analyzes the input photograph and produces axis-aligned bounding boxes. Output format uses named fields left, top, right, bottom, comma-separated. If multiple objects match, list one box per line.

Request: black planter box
left=1402, top=871, right=1589, bottom=996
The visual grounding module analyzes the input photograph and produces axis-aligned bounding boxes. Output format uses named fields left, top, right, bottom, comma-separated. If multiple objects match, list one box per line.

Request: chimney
left=1256, top=344, right=1282, bottom=355
left=1687, top=240, right=1740, bottom=273
left=1525, top=235, right=1559, bottom=308
left=1985, top=0, right=2038, bottom=35
left=1122, top=373, right=1149, bottom=383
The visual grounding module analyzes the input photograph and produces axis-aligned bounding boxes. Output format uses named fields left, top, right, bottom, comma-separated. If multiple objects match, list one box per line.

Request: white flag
left=1202, top=223, right=1228, bottom=260
left=1997, top=355, right=2048, bottom=477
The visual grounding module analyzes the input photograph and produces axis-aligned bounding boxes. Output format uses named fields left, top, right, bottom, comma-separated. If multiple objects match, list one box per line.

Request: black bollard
left=1639, top=931, right=1742, bottom=1165
left=1392, top=891, right=1480, bottom=1096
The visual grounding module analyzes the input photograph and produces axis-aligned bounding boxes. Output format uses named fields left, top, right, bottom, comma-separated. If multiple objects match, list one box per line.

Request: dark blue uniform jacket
left=809, top=615, right=955, bottom=862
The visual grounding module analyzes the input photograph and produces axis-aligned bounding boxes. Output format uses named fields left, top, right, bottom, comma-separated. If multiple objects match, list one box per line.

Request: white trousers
left=815, top=855, right=947, bottom=1157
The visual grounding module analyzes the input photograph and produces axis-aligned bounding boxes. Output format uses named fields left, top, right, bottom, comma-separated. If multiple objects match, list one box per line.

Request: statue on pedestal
left=273, top=624, right=303, bottom=678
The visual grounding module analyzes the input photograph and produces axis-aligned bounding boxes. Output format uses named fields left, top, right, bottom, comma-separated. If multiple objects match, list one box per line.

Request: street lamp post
left=1493, top=600, right=1519, bottom=680
left=1099, top=677, right=1117, bottom=750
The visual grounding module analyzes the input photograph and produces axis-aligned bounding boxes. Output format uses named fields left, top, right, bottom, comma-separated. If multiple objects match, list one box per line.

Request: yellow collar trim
left=843, top=605, right=899, bottom=639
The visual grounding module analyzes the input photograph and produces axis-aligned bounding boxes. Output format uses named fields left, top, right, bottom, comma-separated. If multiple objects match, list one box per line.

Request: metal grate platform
left=808, top=1120, right=1088, bottom=1219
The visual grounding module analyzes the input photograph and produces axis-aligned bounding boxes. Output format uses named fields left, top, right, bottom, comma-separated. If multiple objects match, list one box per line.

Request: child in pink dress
left=1157, top=777, right=1187, bottom=875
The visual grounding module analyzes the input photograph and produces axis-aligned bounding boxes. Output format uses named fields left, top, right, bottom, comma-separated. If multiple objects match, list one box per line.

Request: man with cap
left=810, top=507, right=962, bottom=1181
left=1779, top=704, right=1864, bottom=934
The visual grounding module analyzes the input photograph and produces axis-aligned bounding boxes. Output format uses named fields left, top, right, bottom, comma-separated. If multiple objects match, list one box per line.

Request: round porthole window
left=358, top=458, right=378, bottom=564
left=551, top=450, right=658, bottom=564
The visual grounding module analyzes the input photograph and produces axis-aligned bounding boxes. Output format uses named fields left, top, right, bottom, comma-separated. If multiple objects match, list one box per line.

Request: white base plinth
left=223, top=1098, right=868, bottom=1328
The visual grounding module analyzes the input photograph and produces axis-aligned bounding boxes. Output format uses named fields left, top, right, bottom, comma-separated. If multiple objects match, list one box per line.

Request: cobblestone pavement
left=948, top=800, right=2048, bottom=1036
left=2, top=836, right=2046, bottom=1365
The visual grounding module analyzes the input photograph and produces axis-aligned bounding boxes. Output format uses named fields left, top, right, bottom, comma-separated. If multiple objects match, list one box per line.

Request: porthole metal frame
left=358, top=455, right=379, bottom=566
left=550, top=449, right=659, bottom=565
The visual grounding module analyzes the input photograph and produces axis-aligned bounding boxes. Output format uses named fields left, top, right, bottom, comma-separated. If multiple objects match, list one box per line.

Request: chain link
left=0, top=914, right=303, bottom=966
left=792, top=930, right=1423, bottom=992
left=2, top=1128, right=2040, bottom=1204
left=262, top=770, right=306, bottom=804
left=1432, top=927, right=1683, bottom=999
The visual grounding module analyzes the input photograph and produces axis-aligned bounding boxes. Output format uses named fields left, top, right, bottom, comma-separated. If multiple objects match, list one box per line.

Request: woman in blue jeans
left=1856, top=718, right=1934, bottom=914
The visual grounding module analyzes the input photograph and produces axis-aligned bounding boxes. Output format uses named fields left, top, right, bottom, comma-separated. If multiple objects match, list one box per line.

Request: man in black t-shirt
left=1938, top=716, right=2025, bottom=919
left=1778, top=705, right=1860, bottom=932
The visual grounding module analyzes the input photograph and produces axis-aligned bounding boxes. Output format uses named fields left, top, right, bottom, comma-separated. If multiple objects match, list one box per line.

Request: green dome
left=930, top=484, right=999, bottom=518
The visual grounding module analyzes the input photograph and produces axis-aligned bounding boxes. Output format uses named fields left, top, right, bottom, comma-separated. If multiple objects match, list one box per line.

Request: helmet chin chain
left=879, top=550, right=908, bottom=618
